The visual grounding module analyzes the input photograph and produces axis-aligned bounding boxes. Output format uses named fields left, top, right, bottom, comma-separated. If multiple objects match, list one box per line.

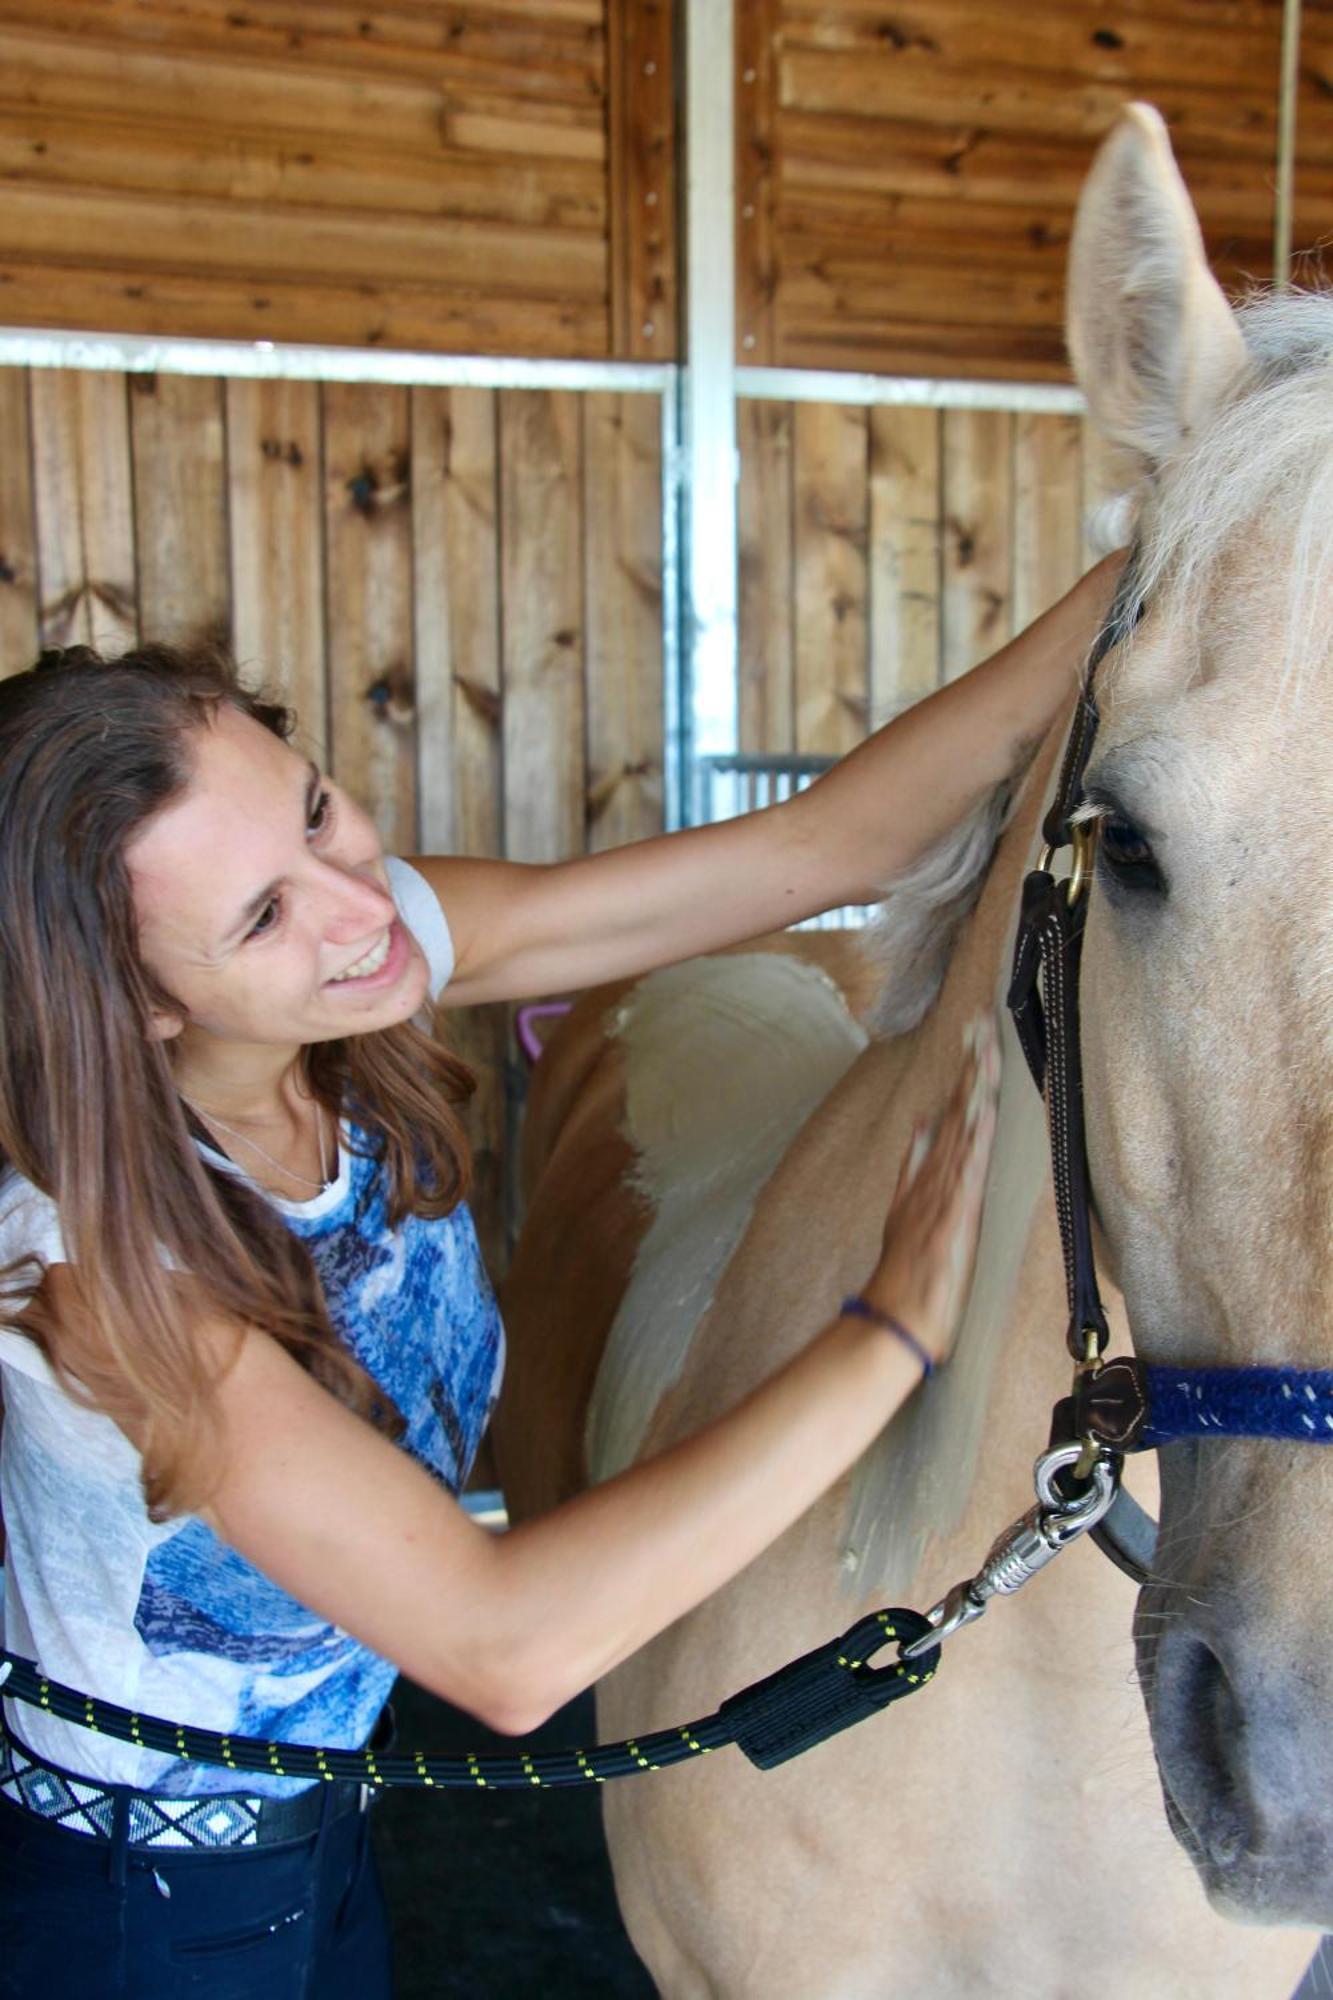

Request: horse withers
left=496, top=106, right=1327, bottom=1995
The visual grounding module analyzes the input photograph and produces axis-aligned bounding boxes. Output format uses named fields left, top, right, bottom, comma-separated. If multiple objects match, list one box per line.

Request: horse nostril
left=1154, top=1624, right=1254, bottom=1867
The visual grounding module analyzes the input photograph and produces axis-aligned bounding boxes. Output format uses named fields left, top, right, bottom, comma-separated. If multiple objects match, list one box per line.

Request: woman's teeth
left=330, top=929, right=392, bottom=982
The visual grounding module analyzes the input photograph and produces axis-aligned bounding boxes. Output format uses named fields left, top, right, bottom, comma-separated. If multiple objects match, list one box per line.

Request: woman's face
left=127, top=704, right=432, bottom=1053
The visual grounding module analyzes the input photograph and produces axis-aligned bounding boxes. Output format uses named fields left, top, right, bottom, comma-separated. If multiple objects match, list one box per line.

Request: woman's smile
left=324, top=919, right=412, bottom=992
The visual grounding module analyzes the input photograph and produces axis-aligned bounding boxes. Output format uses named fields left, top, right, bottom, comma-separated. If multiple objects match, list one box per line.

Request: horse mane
left=858, top=779, right=1017, bottom=1039
left=1118, top=289, right=1333, bottom=692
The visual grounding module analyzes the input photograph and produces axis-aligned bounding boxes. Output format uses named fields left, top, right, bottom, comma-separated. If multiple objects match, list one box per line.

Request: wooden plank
left=322, top=382, right=416, bottom=851
left=867, top=405, right=941, bottom=725
left=782, top=188, right=1077, bottom=262
left=781, top=246, right=1083, bottom=333
left=498, top=389, right=584, bottom=865
left=0, top=25, right=605, bottom=158
left=0, top=111, right=607, bottom=232
left=410, top=385, right=502, bottom=860
left=779, top=1, right=1288, bottom=97
left=780, top=318, right=1070, bottom=383
left=226, top=376, right=327, bottom=756
left=410, top=382, right=507, bottom=1275
left=606, top=0, right=675, bottom=360
left=581, top=391, right=663, bottom=852
left=130, top=372, right=228, bottom=649
left=0, top=261, right=609, bottom=360
left=793, top=402, right=869, bottom=755
left=1011, top=411, right=1083, bottom=632
left=0, top=186, right=606, bottom=298
left=736, top=0, right=781, bottom=364
left=940, top=408, right=1012, bottom=681
left=29, top=368, right=136, bottom=653
left=0, top=369, right=39, bottom=676
left=737, top=397, right=795, bottom=754
left=778, top=51, right=1290, bottom=161
left=0, top=1, right=606, bottom=80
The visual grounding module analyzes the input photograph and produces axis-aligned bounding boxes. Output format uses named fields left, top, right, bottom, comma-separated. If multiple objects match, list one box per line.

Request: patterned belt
left=0, top=1718, right=380, bottom=1851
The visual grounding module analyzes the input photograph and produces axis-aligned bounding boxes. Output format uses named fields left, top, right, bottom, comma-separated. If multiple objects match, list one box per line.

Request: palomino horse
left=496, top=106, right=1329, bottom=1995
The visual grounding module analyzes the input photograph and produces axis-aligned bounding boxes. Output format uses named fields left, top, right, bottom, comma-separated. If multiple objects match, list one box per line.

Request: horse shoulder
left=495, top=936, right=874, bottom=1523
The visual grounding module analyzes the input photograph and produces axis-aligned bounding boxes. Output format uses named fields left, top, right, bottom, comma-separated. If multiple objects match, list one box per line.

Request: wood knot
left=347, top=452, right=410, bottom=515
left=364, top=666, right=415, bottom=725
left=261, top=437, right=304, bottom=467
left=1091, top=26, right=1124, bottom=49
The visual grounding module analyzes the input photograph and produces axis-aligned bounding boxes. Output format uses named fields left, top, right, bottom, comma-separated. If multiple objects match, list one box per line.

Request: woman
left=0, top=556, right=1118, bottom=1997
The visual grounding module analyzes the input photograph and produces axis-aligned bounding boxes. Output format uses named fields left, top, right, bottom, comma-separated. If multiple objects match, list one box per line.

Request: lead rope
left=0, top=1607, right=940, bottom=1790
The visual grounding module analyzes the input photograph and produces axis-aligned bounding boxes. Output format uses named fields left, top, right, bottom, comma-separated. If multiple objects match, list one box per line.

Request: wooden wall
left=0, top=0, right=675, bottom=364
left=0, top=5, right=1319, bottom=380
left=736, top=0, right=1332, bottom=378
left=0, top=365, right=665, bottom=1267
left=737, top=396, right=1111, bottom=752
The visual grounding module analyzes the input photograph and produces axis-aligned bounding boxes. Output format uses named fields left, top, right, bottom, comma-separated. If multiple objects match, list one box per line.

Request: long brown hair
left=0, top=640, right=476, bottom=1518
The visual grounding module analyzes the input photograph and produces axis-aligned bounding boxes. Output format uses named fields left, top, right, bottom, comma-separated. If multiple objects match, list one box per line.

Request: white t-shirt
left=0, top=859, right=504, bottom=1797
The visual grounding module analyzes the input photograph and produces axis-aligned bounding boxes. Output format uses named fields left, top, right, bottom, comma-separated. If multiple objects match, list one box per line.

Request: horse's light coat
left=841, top=912, right=1050, bottom=1595
left=587, top=953, right=867, bottom=1482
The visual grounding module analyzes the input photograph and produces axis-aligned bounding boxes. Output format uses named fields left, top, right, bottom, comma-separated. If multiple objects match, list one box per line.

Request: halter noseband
left=1006, top=559, right=1333, bottom=1585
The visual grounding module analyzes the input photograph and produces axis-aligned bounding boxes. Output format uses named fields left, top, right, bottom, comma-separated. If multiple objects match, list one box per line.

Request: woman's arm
left=418, top=557, right=1123, bottom=1008
left=73, top=1030, right=995, bottom=1737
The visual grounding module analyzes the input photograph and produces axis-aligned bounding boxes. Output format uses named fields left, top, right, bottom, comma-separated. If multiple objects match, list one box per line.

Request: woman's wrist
left=839, top=1295, right=936, bottom=1379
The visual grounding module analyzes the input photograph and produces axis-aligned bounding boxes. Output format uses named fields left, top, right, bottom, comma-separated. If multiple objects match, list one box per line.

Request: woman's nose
left=320, top=869, right=396, bottom=941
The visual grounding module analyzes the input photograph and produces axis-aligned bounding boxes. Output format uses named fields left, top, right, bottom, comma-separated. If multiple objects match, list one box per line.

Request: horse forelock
left=1115, top=289, right=1333, bottom=697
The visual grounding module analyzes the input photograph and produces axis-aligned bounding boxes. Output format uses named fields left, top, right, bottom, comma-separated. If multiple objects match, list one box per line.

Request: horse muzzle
left=1139, top=1580, right=1333, bottom=1927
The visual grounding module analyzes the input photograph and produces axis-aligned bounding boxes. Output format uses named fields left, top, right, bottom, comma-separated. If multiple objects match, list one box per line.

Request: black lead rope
left=0, top=1608, right=940, bottom=1791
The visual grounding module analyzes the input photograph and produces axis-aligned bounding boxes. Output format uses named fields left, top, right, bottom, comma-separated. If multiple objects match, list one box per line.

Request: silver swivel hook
left=899, top=1443, right=1121, bottom=1661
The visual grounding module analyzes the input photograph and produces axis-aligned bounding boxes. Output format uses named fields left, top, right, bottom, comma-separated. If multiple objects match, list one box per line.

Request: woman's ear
left=146, top=1005, right=184, bottom=1043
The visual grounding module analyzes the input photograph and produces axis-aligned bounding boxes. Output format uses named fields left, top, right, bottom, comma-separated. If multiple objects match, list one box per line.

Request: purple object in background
left=516, top=1001, right=573, bottom=1065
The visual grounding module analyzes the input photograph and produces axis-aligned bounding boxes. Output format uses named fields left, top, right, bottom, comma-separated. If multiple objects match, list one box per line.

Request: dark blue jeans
left=0, top=1782, right=393, bottom=1998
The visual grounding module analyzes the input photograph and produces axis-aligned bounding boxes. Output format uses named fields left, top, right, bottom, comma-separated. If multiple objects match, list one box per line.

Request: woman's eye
left=308, top=787, right=335, bottom=837
left=1097, top=814, right=1165, bottom=893
left=247, top=896, right=280, bottom=939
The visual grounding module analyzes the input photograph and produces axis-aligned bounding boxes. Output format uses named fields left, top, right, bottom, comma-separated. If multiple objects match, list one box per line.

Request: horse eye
left=1097, top=814, right=1165, bottom=894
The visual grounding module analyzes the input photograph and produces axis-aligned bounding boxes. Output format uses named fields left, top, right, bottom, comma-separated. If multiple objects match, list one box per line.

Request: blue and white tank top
left=0, top=858, right=504, bottom=1796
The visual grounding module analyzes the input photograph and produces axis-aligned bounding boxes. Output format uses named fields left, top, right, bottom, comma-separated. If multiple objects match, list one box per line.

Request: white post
left=677, top=0, right=738, bottom=827
left=1274, top=0, right=1303, bottom=289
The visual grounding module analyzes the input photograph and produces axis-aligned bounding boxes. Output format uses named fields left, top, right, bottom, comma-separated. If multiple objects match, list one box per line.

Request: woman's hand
left=860, top=1014, right=1001, bottom=1370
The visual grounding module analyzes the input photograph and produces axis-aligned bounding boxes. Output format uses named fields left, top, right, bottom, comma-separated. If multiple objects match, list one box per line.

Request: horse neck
left=838, top=704, right=1074, bottom=1601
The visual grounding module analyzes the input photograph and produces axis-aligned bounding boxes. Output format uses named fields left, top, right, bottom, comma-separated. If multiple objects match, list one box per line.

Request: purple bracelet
left=839, top=1295, right=936, bottom=1380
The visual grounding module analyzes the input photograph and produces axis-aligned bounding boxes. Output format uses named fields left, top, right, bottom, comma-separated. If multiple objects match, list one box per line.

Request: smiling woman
left=0, top=576, right=1114, bottom=1998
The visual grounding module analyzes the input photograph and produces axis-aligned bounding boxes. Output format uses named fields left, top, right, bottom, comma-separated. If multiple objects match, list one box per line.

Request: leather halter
left=1006, top=562, right=1333, bottom=1586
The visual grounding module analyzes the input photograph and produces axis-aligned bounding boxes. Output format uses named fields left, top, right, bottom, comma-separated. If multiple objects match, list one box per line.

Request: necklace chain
left=183, top=1098, right=332, bottom=1193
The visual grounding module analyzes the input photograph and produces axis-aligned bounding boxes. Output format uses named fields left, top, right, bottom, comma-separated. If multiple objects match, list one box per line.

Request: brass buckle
left=1066, top=817, right=1099, bottom=906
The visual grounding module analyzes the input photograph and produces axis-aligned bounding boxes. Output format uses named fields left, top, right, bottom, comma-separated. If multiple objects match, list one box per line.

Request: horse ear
left=1067, top=103, right=1249, bottom=471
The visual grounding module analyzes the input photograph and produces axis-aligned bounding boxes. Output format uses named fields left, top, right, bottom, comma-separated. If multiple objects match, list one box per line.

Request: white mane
left=1121, top=291, right=1333, bottom=690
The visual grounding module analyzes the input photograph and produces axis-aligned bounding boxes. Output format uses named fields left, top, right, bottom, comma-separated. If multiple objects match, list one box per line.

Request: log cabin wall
left=0, top=0, right=675, bottom=363
left=736, top=0, right=1331, bottom=379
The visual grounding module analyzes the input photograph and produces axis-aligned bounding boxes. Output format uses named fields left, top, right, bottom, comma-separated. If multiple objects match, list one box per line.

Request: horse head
left=1072, top=104, right=1333, bottom=1926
